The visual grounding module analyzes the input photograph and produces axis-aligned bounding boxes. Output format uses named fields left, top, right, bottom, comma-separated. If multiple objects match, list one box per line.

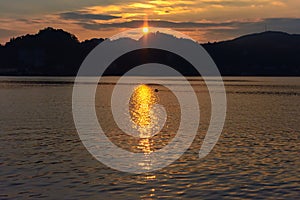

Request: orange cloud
left=271, top=1, right=286, bottom=7
left=0, top=0, right=299, bottom=44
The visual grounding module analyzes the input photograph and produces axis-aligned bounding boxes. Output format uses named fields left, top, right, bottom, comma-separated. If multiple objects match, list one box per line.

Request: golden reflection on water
left=129, top=84, right=159, bottom=139
left=130, top=84, right=157, bottom=127
left=138, top=138, right=152, bottom=154
left=129, top=84, right=160, bottom=172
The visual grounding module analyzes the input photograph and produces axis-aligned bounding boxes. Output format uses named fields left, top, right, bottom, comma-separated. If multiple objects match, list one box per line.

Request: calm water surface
left=0, top=77, right=299, bottom=199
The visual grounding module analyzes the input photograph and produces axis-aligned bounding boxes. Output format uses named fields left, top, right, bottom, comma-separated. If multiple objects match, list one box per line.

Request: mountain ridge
left=0, top=27, right=299, bottom=76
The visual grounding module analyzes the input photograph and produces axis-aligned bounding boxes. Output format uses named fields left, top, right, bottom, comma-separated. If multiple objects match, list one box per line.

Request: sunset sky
left=0, top=0, right=299, bottom=44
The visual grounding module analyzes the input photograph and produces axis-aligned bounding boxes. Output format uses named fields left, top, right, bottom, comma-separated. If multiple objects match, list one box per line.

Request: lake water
left=0, top=77, right=299, bottom=199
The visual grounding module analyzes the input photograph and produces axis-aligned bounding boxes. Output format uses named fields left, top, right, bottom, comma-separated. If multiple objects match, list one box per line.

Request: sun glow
left=143, top=27, right=149, bottom=33
left=129, top=84, right=160, bottom=138
left=130, top=85, right=155, bottom=128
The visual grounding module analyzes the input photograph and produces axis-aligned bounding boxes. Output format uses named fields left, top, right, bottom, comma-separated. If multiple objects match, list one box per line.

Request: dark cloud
left=77, top=18, right=300, bottom=34
left=78, top=20, right=236, bottom=30
left=60, top=12, right=121, bottom=21
left=76, top=18, right=300, bottom=42
left=201, top=18, right=300, bottom=42
left=0, top=0, right=119, bottom=16
left=264, top=18, right=300, bottom=33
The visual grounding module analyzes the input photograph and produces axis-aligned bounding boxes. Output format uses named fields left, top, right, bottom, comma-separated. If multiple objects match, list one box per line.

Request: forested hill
left=0, top=27, right=299, bottom=76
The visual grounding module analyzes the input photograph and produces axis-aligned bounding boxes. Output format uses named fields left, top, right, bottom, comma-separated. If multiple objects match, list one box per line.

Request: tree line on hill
left=0, top=27, right=299, bottom=76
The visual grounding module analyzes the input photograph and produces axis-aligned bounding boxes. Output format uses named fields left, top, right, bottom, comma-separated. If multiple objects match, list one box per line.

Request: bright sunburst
left=143, top=27, right=149, bottom=34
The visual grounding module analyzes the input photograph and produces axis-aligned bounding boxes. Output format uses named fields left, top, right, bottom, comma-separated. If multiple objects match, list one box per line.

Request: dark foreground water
left=0, top=77, right=299, bottom=199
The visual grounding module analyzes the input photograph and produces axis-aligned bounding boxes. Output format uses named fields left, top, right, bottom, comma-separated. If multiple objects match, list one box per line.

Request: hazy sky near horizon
left=0, top=0, right=300, bottom=43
